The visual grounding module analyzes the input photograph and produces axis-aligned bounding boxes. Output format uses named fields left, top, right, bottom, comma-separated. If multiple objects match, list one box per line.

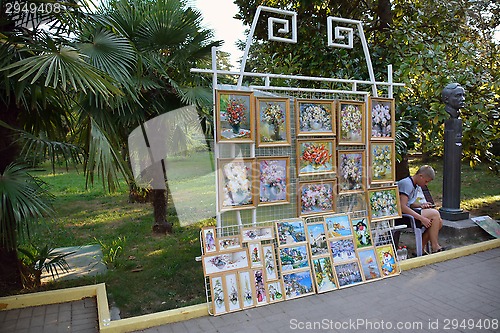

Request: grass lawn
left=10, top=155, right=499, bottom=318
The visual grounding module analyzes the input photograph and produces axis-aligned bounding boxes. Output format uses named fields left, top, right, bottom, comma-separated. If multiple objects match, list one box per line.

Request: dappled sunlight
left=147, top=249, right=166, bottom=257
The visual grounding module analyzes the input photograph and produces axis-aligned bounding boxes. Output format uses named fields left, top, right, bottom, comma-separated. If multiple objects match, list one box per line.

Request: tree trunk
left=152, top=189, right=172, bottom=234
left=396, top=153, right=410, bottom=181
left=376, top=0, right=393, bottom=30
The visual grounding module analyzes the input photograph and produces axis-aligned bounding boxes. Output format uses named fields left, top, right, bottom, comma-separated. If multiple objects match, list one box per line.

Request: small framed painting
left=357, top=248, right=382, bottom=281
left=201, top=226, right=217, bottom=254
left=369, top=141, right=396, bottom=184
left=266, top=280, right=285, bottom=303
left=298, top=180, right=336, bottom=217
left=351, top=217, right=372, bottom=249
left=296, top=99, right=336, bottom=136
left=262, top=244, right=278, bottom=280
left=218, top=158, right=256, bottom=212
left=253, top=269, right=268, bottom=306
left=256, top=97, right=291, bottom=146
left=337, top=150, right=365, bottom=192
left=334, top=261, right=364, bottom=288
left=216, top=90, right=255, bottom=143
left=324, top=213, right=353, bottom=238
left=257, top=157, right=290, bottom=205
left=217, top=234, right=242, bottom=252
left=376, top=245, right=398, bottom=277
left=238, top=270, right=256, bottom=309
left=337, top=100, right=365, bottom=145
left=224, top=273, right=241, bottom=313
left=329, top=238, right=356, bottom=263
left=311, top=256, right=338, bottom=293
left=241, top=226, right=274, bottom=242
left=369, top=97, right=395, bottom=139
left=282, top=269, right=315, bottom=300
left=275, top=218, right=307, bottom=247
left=279, top=244, right=310, bottom=272
left=297, top=139, right=336, bottom=177
left=202, top=249, right=250, bottom=275
left=210, top=275, right=227, bottom=315
left=367, top=186, right=402, bottom=222
left=306, top=222, right=329, bottom=257
left=248, top=242, right=264, bottom=268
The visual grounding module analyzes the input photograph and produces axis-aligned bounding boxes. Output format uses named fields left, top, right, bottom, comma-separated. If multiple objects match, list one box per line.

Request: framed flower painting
left=369, top=97, right=395, bottom=139
left=210, top=275, right=227, bottom=315
left=298, top=180, right=336, bottom=217
left=202, top=226, right=217, bottom=254
left=367, top=186, right=402, bottom=222
left=217, top=158, right=256, bottom=212
left=337, top=150, right=365, bottom=192
left=337, top=100, right=365, bottom=145
left=297, top=139, right=335, bottom=177
left=369, top=141, right=395, bottom=184
left=256, top=97, right=291, bottom=146
left=216, top=90, right=255, bottom=143
left=257, top=157, right=290, bottom=205
left=296, top=99, right=336, bottom=136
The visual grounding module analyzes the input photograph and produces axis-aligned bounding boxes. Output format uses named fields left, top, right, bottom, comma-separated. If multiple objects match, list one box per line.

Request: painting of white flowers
left=216, top=90, right=255, bottom=143
left=297, top=139, right=336, bottom=177
left=367, top=187, right=402, bottom=222
left=210, top=275, right=227, bottom=315
left=296, top=100, right=335, bottom=136
left=257, top=157, right=290, bottom=205
left=217, top=158, right=256, bottom=211
left=369, top=97, right=395, bottom=139
left=298, top=180, right=336, bottom=217
left=224, top=273, right=241, bottom=312
left=256, top=97, right=291, bottom=146
left=369, top=141, right=395, bottom=184
left=338, top=150, right=365, bottom=192
left=338, top=100, right=365, bottom=145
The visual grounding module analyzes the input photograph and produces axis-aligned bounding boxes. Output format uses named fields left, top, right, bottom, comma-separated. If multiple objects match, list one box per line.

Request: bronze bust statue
left=441, top=83, right=465, bottom=118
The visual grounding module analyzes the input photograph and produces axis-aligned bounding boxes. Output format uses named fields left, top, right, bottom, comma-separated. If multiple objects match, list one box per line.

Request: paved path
left=136, top=247, right=500, bottom=333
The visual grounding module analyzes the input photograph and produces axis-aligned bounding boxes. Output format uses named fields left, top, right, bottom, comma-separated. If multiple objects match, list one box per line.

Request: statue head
left=442, top=83, right=465, bottom=118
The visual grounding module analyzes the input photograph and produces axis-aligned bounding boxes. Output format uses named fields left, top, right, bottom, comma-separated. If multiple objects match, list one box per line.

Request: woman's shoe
left=435, top=246, right=448, bottom=252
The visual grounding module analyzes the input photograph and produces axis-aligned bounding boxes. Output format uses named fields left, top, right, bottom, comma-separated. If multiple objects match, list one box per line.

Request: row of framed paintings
left=216, top=90, right=395, bottom=145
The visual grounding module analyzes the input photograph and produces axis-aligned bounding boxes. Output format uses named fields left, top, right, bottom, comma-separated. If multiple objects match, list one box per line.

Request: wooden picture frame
left=202, top=249, right=250, bottom=276
left=337, top=100, right=365, bottom=145
left=216, top=90, right=255, bottom=143
left=257, top=157, right=290, bottom=205
left=248, top=242, right=264, bottom=268
left=238, top=270, right=256, bottom=309
left=262, top=244, right=278, bottom=280
left=279, top=244, right=310, bottom=272
left=275, top=218, right=307, bottom=247
left=253, top=268, right=268, bottom=306
left=296, top=99, right=336, bottom=136
left=217, top=234, right=242, bottom=252
left=351, top=217, right=373, bottom=249
left=266, top=280, right=285, bottom=303
left=337, top=149, right=366, bottom=193
left=367, top=186, right=402, bottom=222
left=217, top=158, right=256, bottom=212
left=311, top=256, right=338, bottom=293
left=334, top=260, right=364, bottom=288
left=297, top=139, right=336, bottom=177
left=282, top=269, right=315, bottom=299
left=241, top=226, right=274, bottom=242
left=329, top=238, right=357, bottom=263
left=357, top=248, right=382, bottom=281
left=201, top=226, right=217, bottom=254
left=210, top=275, right=227, bottom=315
left=324, top=213, right=353, bottom=238
left=256, top=97, right=291, bottom=146
left=369, top=97, right=395, bottom=140
left=224, top=272, right=242, bottom=313
left=298, top=179, right=336, bottom=217
left=369, top=141, right=396, bottom=184
left=306, top=222, right=329, bottom=257
left=376, top=244, right=399, bottom=277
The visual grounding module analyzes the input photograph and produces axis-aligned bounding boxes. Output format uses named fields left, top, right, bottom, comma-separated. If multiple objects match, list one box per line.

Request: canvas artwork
left=210, top=275, right=227, bottom=315
left=298, top=180, right=336, bottom=217
left=258, top=157, right=290, bottom=205
left=253, top=269, right=267, bottom=306
left=279, top=244, right=310, bottom=272
left=306, top=222, right=329, bottom=257
left=256, top=97, right=291, bottom=146
left=297, top=139, right=336, bottom=177
left=275, top=219, right=307, bottom=246
left=282, top=270, right=315, bottom=299
left=267, top=280, right=285, bottom=303
left=216, top=90, right=254, bottom=143
left=329, top=238, right=356, bottom=263
left=217, top=235, right=242, bottom=252
left=376, top=245, right=398, bottom=277
left=262, top=244, right=278, bottom=280
left=218, top=158, right=256, bottom=211
left=324, top=214, right=352, bottom=238
left=312, top=256, right=337, bottom=293
left=202, top=249, right=250, bottom=275
left=202, top=226, right=217, bottom=254
left=241, top=226, right=274, bottom=242
left=369, top=97, right=395, bottom=139
left=357, top=248, right=382, bottom=281
left=338, top=100, right=365, bottom=145
left=336, top=191, right=367, bottom=214
left=224, top=273, right=241, bottom=312
left=338, top=150, right=365, bottom=192
left=238, top=270, right=255, bottom=309
left=335, top=261, right=363, bottom=288
left=296, top=100, right=335, bottom=136
left=367, top=186, right=402, bottom=222
left=351, top=217, right=372, bottom=249
left=370, top=141, right=395, bottom=184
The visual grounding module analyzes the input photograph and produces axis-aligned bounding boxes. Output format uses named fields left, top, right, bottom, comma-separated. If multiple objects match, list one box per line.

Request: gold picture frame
left=216, top=90, right=255, bottom=143
left=256, top=97, right=291, bottom=147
